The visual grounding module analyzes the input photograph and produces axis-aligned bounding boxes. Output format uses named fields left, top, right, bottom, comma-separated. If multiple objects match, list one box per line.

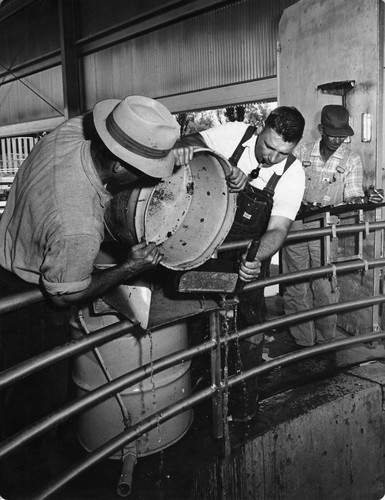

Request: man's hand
left=172, top=146, right=195, bottom=166
left=226, top=165, right=248, bottom=192
left=125, top=240, right=163, bottom=273
left=367, top=186, right=384, bottom=204
left=238, top=254, right=261, bottom=282
left=345, top=196, right=366, bottom=205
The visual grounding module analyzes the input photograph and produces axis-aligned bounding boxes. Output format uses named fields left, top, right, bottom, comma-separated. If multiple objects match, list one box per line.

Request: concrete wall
left=187, top=362, right=385, bottom=500
left=278, top=0, right=384, bottom=334
left=278, top=0, right=380, bottom=186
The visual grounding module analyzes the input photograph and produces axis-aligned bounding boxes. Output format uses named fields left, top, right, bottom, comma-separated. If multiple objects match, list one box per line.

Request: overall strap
left=337, top=149, right=350, bottom=173
left=228, top=125, right=256, bottom=167
left=302, top=144, right=313, bottom=166
left=265, top=153, right=297, bottom=193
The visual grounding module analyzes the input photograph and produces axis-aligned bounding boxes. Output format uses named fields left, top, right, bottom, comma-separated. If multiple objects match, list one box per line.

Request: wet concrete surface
left=1, top=295, right=385, bottom=499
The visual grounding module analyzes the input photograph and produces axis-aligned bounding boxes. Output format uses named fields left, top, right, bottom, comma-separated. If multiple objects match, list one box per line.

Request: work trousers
left=281, top=220, right=340, bottom=346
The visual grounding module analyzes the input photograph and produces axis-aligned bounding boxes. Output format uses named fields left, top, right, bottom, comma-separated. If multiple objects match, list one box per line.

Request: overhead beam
left=0, top=117, right=65, bottom=138
left=75, top=0, right=237, bottom=56
left=58, top=0, right=81, bottom=118
left=158, top=78, right=278, bottom=113
left=0, top=0, right=36, bottom=24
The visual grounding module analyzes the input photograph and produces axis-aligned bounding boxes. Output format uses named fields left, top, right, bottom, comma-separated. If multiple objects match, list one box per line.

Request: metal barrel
left=70, top=306, right=193, bottom=458
left=103, top=148, right=237, bottom=270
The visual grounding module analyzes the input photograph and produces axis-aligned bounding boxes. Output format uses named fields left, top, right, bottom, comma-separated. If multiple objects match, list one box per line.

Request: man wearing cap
left=0, top=95, right=192, bottom=441
left=282, top=104, right=365, bottom=347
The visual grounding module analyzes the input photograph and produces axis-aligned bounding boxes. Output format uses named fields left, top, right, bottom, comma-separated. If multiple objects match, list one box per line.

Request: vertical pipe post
left=210, top=309, right=223, bottom=440
left=6, top=137, right=11, bottom=174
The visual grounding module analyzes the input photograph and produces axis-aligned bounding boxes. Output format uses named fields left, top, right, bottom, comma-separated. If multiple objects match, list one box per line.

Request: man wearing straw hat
left=0, top=95, right=193, bottom=306
left=0, top=96, right=192, bottom=443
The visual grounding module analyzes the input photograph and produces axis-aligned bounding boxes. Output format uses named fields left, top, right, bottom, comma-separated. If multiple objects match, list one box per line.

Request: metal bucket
left=104, top=148, right=237, bottom=270
left=71, top=307, right=193, bottom=458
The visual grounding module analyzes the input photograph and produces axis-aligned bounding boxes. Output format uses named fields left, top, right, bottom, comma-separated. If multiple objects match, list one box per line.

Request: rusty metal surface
left=178, top=270, right=239, bottom=293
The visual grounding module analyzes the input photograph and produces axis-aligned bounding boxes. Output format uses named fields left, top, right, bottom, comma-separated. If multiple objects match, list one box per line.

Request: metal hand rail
left=0, top=217, right=384, bottom=498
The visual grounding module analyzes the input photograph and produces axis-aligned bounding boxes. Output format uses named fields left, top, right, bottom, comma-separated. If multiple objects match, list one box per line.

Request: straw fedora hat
left=93, top=95, right=180, bottom=178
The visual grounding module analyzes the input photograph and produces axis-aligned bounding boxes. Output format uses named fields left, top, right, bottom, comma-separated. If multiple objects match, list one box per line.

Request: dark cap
left=321, top=105, right=354, bottom=137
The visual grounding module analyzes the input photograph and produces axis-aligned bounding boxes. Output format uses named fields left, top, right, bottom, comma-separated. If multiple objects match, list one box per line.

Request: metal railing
left=0, top=216, right=385, bottom=498
left=0, top=137, right=38, bottom=175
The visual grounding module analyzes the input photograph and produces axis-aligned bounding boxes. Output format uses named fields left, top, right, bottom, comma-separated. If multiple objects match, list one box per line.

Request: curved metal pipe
left=2, top=294, right=385, bottom=461
left=227, top=330, right=385, bottom=387
left=243, top=257, right=385, bottom=291
left=30, top=330, right=385, bottom=500
left=284, top=220, right=385, bottom=242
left=117, top=451, right=137, bottom=497
left=0, top=219, right=383, bottom=315
left=0, top=337, right=216, bottom=460
left=0, top=319, right=136, bottom=390
left=225, top=294, right=385, bottom=345
left=218, top=220, right=385, bottom=253
left=2, top=254, right=385, bottom=392
left=0, top=288, right=43, bottom=315
left=31, top=386, right=216, bottom=500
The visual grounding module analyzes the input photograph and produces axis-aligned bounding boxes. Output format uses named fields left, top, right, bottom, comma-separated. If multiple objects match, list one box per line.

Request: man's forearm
left=257, top=226, right=291, bottom=262
left=49, top=261, right=143, bottom=307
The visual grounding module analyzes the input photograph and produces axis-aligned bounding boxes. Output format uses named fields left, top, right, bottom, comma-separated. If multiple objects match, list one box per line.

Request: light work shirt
left=200, top=121, right=305, bottom=221
left=295, top=139, right=364, bottom=205
left=0, top=116, right=112, bottom=296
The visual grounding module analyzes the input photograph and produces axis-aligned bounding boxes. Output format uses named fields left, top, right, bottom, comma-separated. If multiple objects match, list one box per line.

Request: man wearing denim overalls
left=176, top=107, right=306, bottom=421
left=282, top=105, right=364, bottom=348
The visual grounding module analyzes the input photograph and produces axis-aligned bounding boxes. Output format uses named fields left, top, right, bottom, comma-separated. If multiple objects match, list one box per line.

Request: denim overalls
left=302, top=145, right=349, bottom=207
left=223, top=127, right=296, bottom=326
left=221, top=127, right=296, bottom=419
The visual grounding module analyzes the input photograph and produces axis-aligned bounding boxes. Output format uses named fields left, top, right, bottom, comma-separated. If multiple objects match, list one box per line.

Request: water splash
left=220, top=294, right=231, bottom=460
left=148, top=330, right=162, bottom=446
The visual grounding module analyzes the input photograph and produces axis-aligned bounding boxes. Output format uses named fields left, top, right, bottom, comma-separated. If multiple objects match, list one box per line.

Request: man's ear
left=112, top=160, right=125, bottom=174
left=256, top=123, right=264, bottom=135
left=318, top=124, right=323, bottom=134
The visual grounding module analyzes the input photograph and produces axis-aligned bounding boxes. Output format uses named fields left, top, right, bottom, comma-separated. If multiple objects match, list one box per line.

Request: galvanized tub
left=71, top=307, right=193, bottom=458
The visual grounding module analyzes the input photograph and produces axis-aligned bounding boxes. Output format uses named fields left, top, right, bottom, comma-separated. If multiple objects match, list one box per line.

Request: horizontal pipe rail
left=1, top=291, right=384, bottom=393
left=227, top=330, right=385, bottom=387
left=1, top=255, right=383, bottom=317
left=2, top=294, right=385, bottom=461
left=31, top=329, right=385, bottom=500
left=4, top=262, right=382, bottom=390
left=32, top=385, right=217, bottom=500
left=0, top=288, right=43, bottom=315
left=0, top=338, right=216, bottom=460
left=244, top=257, right=385, bottom=291
left=218, top=220, right=385, bottom=253
left=0, top=217, right=384, bottom=497
left=0, top=320, right=135, bottom=389
left=0, top=219, right=383, bottom=315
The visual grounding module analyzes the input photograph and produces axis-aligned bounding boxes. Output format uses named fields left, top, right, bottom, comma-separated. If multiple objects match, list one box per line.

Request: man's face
left=111, top=156, right=149, bottom=183
left=319, top=126, right=347, bottom=152
left=254, top=127, right=297, bottom=167
left=321, top=126, right=346, bottom=152
left=107, top=156, right=154, bottom=193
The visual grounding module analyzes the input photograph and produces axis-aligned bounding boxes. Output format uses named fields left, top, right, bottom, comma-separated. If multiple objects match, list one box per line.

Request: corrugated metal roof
left=83, top=0, right=297, bottom=105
